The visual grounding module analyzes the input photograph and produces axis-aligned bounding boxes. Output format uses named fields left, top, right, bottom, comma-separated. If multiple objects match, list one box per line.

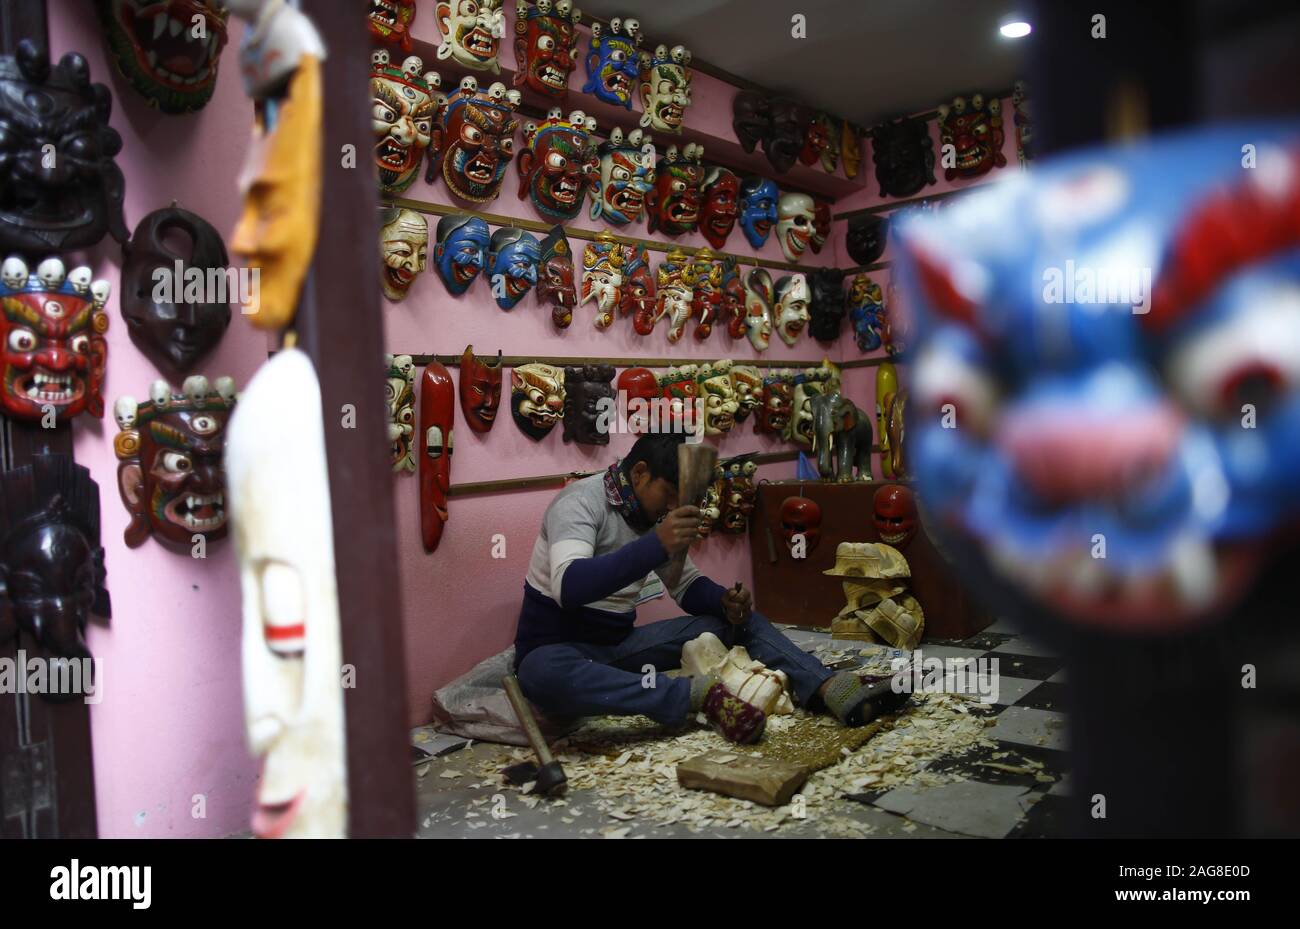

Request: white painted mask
left=776, top=192, right=816, bottom=263
left=775, top=273, right=810, bottom=346
left=227, top=348, right=346, bottom=839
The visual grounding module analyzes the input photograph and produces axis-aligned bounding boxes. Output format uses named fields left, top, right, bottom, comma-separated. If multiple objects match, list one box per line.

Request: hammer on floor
left=501, top=673, right=567, bottom=797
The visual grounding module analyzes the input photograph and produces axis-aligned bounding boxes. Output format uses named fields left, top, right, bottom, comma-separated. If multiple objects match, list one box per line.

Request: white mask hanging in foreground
left=226, top=347, right=347, bottom=839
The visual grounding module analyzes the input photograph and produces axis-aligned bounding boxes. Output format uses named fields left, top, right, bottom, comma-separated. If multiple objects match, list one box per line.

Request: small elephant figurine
left=810, top=391, right=873, bottom=481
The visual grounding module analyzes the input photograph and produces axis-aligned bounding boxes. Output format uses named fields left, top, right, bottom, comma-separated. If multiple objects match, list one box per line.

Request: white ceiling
left=577, top=0, right=1030, bottom=126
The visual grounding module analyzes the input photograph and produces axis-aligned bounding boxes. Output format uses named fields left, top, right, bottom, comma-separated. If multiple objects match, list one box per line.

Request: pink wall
left=43, top=2, right=1021, bottom=837
left=51, top=5, right=267, bottom=837
left=392, top=7, right=862, bottom=724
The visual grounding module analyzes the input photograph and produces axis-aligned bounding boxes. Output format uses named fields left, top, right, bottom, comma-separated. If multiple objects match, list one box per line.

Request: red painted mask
left=811, top=201, right=831, bottom=254
left=937, top=93, right=1006, bottom=181
left=1, top=259, right=110, bottom=422
left=368, top=0, right=416, bottom=51
left=621, top=246, right=658, bottom=334
left=699, top=167, right=740, bottom=249
left=513, top=0, right=582, bottom=98
left=689, top=249, right=722, bottom=341
left=647, top=144, right=704, bottom=236
left=799, top=115, right=830, bottom=166
left=780, top=496, right=822, bottom=553
left=420, top=361, right=455, bottom=552
left=114, top=376, right=236, bottom=548
left=755, top=374, right=792, bottom=435
left=720, top=257, right=746, bottom=339
left=536, top=225, right=576, bottom=328
left=719, top=456, right=758, bottom=533
left=873, top=483, right=917, bottom=549
left=617, top=365, right=659, bottom=434
left=458, top=345, right=502, bottom=433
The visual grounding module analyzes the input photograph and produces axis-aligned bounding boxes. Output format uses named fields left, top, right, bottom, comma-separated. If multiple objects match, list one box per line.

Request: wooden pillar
left=295, top=1, right=415, bottom=837
left=0, top=0, right=99, bottom=840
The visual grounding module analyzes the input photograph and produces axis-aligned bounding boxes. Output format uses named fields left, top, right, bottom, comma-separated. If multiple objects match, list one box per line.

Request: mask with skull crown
left=114, top=374, right=236, bottom=548
left=638, top=42, right=692, bottom=134
left=647, top=143, right=705, bottom=236
left=589, top=126, right=656, bottom=226
left=436, top=0, right=507, bottom=73
left=514, top=0, right=583, bottom=97
left=440, top=76, right=520, bottom=202
left=517, top=108, right=599, bottom=221
left=1, top=257, right=111, bottom=422
left=370, top=51, right=442, bottom=195
left=582, top=17, right=641, bottom=109
left=937, top=93, right=1006, bottom=180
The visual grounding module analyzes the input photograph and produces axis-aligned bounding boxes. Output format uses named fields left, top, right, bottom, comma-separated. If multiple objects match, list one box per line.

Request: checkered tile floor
left=783, top=617, right=1074, bottom=838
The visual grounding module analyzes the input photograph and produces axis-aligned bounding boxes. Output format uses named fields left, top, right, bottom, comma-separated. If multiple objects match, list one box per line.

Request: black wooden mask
left=846, top=214, right=889, bottom=266
left=0, top=40, right=128, bottom=256
left=121, top=205, right=232, bottom=376
left=562, top=364, right=615, bottom=445
left=0, top=455, right=110, bottom=702
left=870, top=116, right=936, bottom=199
left=766, top=98, right=813, bottom=175
left=808, top=268, right=846, bottom=342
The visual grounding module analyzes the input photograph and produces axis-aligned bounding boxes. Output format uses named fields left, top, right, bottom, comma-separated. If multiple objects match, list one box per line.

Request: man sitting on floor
left=514, top=433, right=908, bottom=743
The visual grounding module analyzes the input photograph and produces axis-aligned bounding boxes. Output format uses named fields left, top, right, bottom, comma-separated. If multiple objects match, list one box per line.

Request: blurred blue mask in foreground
left=488, top=227, right=540, bottom=309
left=894, top=126, right=1300, bottom=632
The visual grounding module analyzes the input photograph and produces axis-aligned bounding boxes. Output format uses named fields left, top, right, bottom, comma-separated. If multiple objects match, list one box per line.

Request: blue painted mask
left=488, top=227, right=541, bottom=309
left=894, top=125, right=1300, bottom=631
left=738, top=177, right=779, bottom=249
left=433, top=214, right=490, bottom=295
left=847, top=273, right=884, bottom=352
left=582, top=18, right=641, bottom=109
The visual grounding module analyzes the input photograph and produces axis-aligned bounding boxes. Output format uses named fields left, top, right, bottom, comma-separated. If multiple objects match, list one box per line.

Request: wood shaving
left=468, top=691, right=999, bottom=836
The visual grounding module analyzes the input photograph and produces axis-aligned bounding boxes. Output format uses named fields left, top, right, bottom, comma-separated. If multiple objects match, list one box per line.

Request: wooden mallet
left=663, top=442, right=719, bottom=589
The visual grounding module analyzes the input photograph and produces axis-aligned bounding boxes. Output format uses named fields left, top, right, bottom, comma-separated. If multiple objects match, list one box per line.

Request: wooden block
left=676, top=750, right=809, bottom=807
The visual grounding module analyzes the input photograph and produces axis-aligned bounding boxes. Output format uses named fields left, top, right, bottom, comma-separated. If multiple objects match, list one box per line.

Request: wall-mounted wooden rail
left=382, top=196, right=822, bottom=274
left=448, top=446, right=888, bottom=497
left=403, top=352, right=901, bottom=370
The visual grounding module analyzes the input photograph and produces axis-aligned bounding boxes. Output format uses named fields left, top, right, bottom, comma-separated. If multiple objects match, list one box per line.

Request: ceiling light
left=1000, top=21, right=1032, bottom=38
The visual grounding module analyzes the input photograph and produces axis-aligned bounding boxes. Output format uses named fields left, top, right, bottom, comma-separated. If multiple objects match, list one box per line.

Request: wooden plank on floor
left=676, top=750, right=808, bottom=807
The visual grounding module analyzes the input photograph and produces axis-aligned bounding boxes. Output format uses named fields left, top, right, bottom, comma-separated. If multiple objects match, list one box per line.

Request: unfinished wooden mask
left=227, top=347, right=347, bottom=839
left=681, top=632, right=793, bottom=717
